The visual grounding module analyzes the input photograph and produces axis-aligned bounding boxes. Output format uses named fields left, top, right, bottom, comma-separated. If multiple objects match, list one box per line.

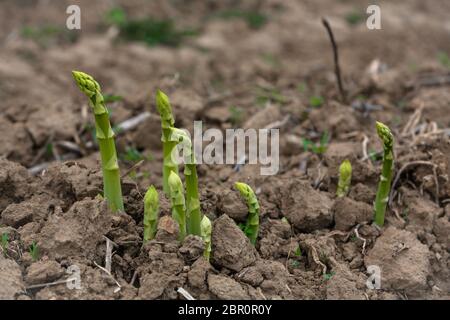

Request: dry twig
left=322, top=18, right=346, bottom=103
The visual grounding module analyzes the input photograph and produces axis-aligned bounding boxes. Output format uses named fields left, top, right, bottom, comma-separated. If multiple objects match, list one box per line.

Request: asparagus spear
left=171, top=128, right=202, bottom=236
left=155, top=90, right=179, bottom=196
left=143, top=185, right=159, bottom=242
left=336, top=159, right=352, bottom=197
left=374, top=121, right=394, bottom=227
left=234, top=182, right=260, bottom=245
left=200, top=215, right=212, bottom=260
left=168, top=171, right=186, bottom=241
left=72, top=71, right=124, bottom=212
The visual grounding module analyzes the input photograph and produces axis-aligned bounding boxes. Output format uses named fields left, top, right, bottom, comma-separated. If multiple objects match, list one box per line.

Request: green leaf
left=309, top=95, right=324, bottom=108
left=345, top=11, right=364, bottom=26
left=105, top=7, right=127, bottom=26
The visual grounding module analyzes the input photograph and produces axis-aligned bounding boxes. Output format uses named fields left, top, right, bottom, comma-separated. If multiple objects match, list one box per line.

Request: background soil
left=0, top=0, right=449, bottom=300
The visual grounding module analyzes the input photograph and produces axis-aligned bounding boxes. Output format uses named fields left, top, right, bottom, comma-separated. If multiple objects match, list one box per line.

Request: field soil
left=0, top=0, right=449, bottom=300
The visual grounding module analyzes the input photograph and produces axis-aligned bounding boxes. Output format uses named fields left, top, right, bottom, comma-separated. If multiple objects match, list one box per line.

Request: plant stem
left=156, top=90, right=179, bottom=196
left=72, top=71, right=124, bottom=212
left=200, top=215, right=212, bottom=260
left=234, top=182, right=260, bottom=245
left=374, top=121, right=394, bottom=227
left=171, top=128, right=202, bottom=236
left=185, top=163, right=202, bottom=236
left=143, top=185, right=159, bottom=242
left=336, top=159, right=352, bottom=197
left=168, top=171, right=186, bottom=241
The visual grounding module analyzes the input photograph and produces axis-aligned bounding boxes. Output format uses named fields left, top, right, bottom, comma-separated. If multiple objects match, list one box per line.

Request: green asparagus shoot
left=200, top=215, right=212, bottom=260
left=234, top=182, right=260, bottom=245
left=171, top=128, right=202, bottom=236
left=168, top=171, right=187, bottom=241
left=155, top=90, right=179, bottom=196
left=374, top=121, right=394, bottom=227
left=143, top=185, right=159, bottom=243
left=72, top=71, right=124, bottom=212
left=336, top=159, right=352, bottom=197
left=29, top=241, right=39, bottom=262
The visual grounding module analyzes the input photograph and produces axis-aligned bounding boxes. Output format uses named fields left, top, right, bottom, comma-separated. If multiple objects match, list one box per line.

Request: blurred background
left=0, top=0, right=449, bottom=173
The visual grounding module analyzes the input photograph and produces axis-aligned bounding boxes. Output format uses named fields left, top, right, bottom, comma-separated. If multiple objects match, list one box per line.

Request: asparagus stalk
left=336, top=159, right=352, bottom=197
left=168, top=171, right=187, bottom=241
left=373, top=121, right=394, bottom=227
left=143, top=185, right=159, bottom=242
left=200, top=215, right=212, bottom=260
left=155, top=90, right=179, bottom=196
left=171, top=128, right=202, bottom=236
left=72, top=71, right=124, bottom=212
left=234, top=182, right=260, bottom=245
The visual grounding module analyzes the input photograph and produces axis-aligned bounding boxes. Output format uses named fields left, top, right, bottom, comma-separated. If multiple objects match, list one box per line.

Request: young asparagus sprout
left=200, top=215, right=212, bottom=260
left=143, top=185, right=159, bottom=242
left=168, top=171, right=187, bottom=241
left=72, top=71, right=124, bottom=212
left=374, top=121, right=394, bottom=227
left=171, top=128, right=202, bottom=236
left=234, top=182, right=260, bottom=245
left=336, top=159, right=352, bottom=197
left=155, top=90, right=179, bottom=196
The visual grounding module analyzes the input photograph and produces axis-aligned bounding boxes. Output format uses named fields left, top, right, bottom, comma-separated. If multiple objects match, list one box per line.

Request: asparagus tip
left=144, top=185, right=158, bottom=204
left=339, top=159, right=352, bottom=177
left=168, top=171, right=183, bottom=189
left=156, top=89, right=169, bottom=105
left=72, top=70, right=100, bottom=97
left=375, top=121, right=393, bottom=148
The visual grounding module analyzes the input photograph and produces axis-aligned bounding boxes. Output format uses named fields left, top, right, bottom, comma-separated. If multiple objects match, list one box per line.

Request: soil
left=0, top=0, right=449, bottom=300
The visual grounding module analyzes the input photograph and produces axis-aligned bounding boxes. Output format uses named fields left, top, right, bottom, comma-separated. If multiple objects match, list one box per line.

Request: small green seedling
left=105, top=7, right=127, bottom=26
left=215, top=9, right=268, bottom=29
left=294, top=246, right=302, bottom=257
left=143, top=185, right=159, bottom=243
left=368, top=149, right=383, bottom=162
left=255, top=86, right=287, bottom=106
left=345, top=11, right=364, bottom=26
left=200, top=215, right=212, bottom=260
left=234, top=182, right=260, bottom=245
left=21, top=25, right=77, bottom=47
left=323, top=271, right=335, bottom=281
left=1, top=233, right=9, bottom=256
left=106, top=8, right=195, bottom=47
left=29, top=241, right=39, bottom=262
left=309, top=95, right=324, bottom=108
left=168, top=171, right=187, bottom=241
left=373, top=121, right=394, bottom=227
left=122, top=146, right=144, bottom=163
left=155, top=90, right=179, bottom=196
left=302, top=131, right=329, bottom=154
left=229, top=106, right=244, bottom=126
left=72, top=71, right=124, bottom=212
left=336, top=159, right=352, bottom=197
